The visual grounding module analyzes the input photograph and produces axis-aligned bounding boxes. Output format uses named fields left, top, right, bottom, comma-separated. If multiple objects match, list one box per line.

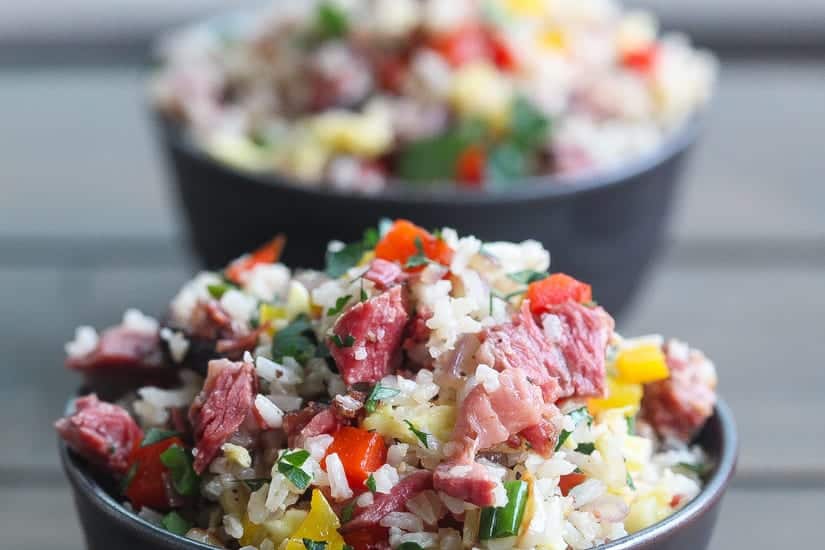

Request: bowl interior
left=61, top=398, right=736, bottom=549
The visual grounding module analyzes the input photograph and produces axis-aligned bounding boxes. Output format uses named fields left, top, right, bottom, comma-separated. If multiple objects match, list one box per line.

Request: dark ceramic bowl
left=61, top=397, right=736, bottom=550
left=153, top=112, right=701, bottom=318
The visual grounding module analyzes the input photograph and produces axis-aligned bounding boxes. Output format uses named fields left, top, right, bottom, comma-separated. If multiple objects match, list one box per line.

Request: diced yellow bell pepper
left=538, top=28, right=566, bottom=51
left=264, top=509, right=308, bottom=547
left=284, top=490, right=346, bottom=550
left=240, top=513, right=268, bottom=547
left=588, top=378, right=643, bottom=416
left=284, top=281, right=311, bottom=319
left=504, top=0, right=544, bottom=17
left=615, top=344, right=669, bottom=384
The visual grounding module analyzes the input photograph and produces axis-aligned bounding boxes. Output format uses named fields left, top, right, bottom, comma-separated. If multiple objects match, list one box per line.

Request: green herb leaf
left=159, top=444, right=199, bottom=496
left=325, top=226, right=381, bottom=277
left=397, top=543, right=424, bottom=550
left=340, top=500, right=356, bottom=523
left=404, top=237, right=432, bottom=269
left=365, top=474, right=376, bottom=493
left=362, top=226, right=380, bottom=249
left=278, top=450, right=312, bottom=490
left=141, top=428, right=179, bottom=447
left=626, top=471, right=636, bottom=491
left=404, top=420, right=430, bottom=448
left=510, top=96, right=550, bottom=151
left=360, top=287, right=368, bottom=303
left=396, top=119, right=487, bottom=183
left=507, top=270, right=549, bottom=285
left=365, top=383, right=401, bottom=414
left=675, top=461, right=711, bottom=477
left=331, top=334, right=356, bottom=348
left=327, top=295, right=352, bottom=317
left=575, top=442, right=596, bottom=455
left=315, top=2, right=348, bottom=40
left=207, top=283, right=233, bottom=299
left=161, top=511, right=192, bottom=536
left=303, top=539, right=328, bottom=550
left=272, top=315, right=316, bottom=363
left=555, top=407, right=593, bottom=451
left=626, top=415, right=636, bottom=435
left=120, top=461, right=138, bottom=495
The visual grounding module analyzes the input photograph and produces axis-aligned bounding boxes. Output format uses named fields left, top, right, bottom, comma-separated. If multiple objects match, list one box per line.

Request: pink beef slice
left=189, top=359, right=257, bottom=473
left=641, top=341, right=718, bottom=442
left=66, top=325, right=162, bottom=372
left=363, top=258, right=407, bottom=290
left=283, top=403, right=341, bottom=448
left=433, top=461, right=502, bottom=508
left=343, top=470, right=433, bottom=531
left=328, top=285, right=409, bottom=386
left=476, top=301, right=613, bottom=400
left=55, top=394, right=143, bottom=474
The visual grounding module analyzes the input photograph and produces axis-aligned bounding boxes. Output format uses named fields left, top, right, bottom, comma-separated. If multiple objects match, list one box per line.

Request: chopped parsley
left=365, top=383, right=401, bottom=413
left=160, top=511, right=192, bottom=536
left=555, top=407, right=593, bottom=451
left=340, top=500, right=356, bottom=523
left=278, top=450, right=312, bottom=490
left=507, top=270, right=549, bottom=285
left=302, top=539, right=328, bottom=550
left=327, top=295, right=352, bottom=317
left=404, top=420, right=430, bottom=448
left=159, top=444, right=199, bottom=496
left=331, top=334, right=356, bottom=348
left=575, top=442, right=596, bottom=455
left=272, top=315, right=317, bottom=363
left=120, top=461, right=138, bottom=494
left=404, top=237, right=432, bottom=269
left=140, top=428, right=179, bottom=447
left=626, top=471, right=636, bottom=491
left=207, top=282, right=234, bottom=299
left=365, top=474, right=377, bottom=493
left=314, top=2, right=348, bottom=40
left=325, top=225, right=381, bottom=278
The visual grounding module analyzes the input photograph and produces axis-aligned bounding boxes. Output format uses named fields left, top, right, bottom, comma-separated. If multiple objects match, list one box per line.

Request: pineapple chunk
left=363, top=403, right=456, bottom=445
left=588, top=378, right=643, bottom=415
left=614, top=344, right=669, bottom=384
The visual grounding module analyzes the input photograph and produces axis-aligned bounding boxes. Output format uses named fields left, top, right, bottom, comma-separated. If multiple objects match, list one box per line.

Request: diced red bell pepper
left=323, top=427, right=387, bottom=492
left=621, top=43, right=660, bottom=74
left=456, top=146, right=486, bottom=186
left=527, top=273, right=592, bottom=315
left=124, top=436, right=184, bottom=510
left=488, top=33, right=518, bottom=71
left=342, top=525, right=390, bottom=550
left=374, top=219, right=453, bottom=269
left=429, top=24, right=489, bottom=67
left=225, top=234, right=286, bottom=284
left=558, top=472, right=588, bottom=496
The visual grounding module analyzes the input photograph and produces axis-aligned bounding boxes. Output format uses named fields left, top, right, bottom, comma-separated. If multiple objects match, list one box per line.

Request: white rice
left=254, top=394, right=284, bottom=429
left=325, top=453, right=353, bottom=500
left=159, top=327, right=190, bottom=363
left=65, top=326, right=98, bottom=358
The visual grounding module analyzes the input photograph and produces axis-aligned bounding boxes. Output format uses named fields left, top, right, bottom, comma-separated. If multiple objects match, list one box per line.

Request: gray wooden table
left=1, top=58, right=823, bottom=549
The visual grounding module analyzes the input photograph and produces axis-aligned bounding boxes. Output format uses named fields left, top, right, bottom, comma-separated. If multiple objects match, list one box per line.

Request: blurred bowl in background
left=153, top=111, right=700, bottom=317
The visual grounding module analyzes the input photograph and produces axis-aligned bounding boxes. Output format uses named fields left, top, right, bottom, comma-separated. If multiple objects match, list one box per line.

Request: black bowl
left=153, top=113, right=700, bottom=318
left=61, top=398, right=736, bottom=550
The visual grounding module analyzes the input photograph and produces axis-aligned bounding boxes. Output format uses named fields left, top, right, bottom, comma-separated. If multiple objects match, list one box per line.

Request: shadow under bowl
left=60, top=398, right=736, bottom=550
left=153, top=114, right=701, bottom=318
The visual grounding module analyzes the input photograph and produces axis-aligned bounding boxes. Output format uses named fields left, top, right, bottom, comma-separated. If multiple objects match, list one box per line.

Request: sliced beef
left=284, top=403, right=342, bottom=447
left=433, top=461, right=501, bottom=508
left=363, top=258, right=406, bottom=290
left=342, top=470, right=433, bottom=532
left=328, top=286, right=409, bottom=386
left=476, top=301, right=613, bottom=400
left=55, top=394, right=143, bottom=474
left=544, top=301, right=614, bottom=398
left=331, top=389, right=367, bottom=420
left=189, top=359, right=257, bottom=473
left=519, top=416, right=561, bottom=457
left=475, top=303, right=566, bottom=401
left=641, top=341, right=718, bottom=442
left=215, top=323, right=269, bottom=359
left=66, top=325, right=162, bottom=372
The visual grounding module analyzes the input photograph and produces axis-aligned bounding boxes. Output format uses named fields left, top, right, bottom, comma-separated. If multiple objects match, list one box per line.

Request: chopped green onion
left=507, top=270, right=549, bottom=285
left=159, top=444, right=199, bottom=496
left=327, top=295, right=352, bottom=317
left=161, top=511, right=192, bottom=536
left=365, top=474, right=376, bottom=493
left=404, top=420, right=430, bottom=448
left=140, top=428, right=179, bottom=447
left=331, top=334, right=355, bottom=348
left=478, top=480, right=529, bottom=539
left=365, top=383, right=401, bottom=414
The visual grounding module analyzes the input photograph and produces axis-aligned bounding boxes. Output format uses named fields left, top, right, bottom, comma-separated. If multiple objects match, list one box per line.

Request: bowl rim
left=152, top=105, right=703, bottom=208
left=60, top=396, right=737, bottom=550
